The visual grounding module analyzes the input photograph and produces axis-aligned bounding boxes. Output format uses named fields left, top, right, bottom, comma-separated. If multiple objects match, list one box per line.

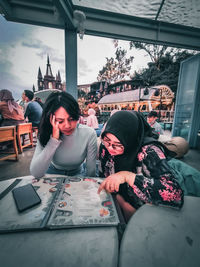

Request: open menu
left=0, top=176, right=119, bottom=233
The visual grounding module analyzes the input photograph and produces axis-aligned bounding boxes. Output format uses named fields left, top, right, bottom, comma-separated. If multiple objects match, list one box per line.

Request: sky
left=0, top=15, right=149, bottom=100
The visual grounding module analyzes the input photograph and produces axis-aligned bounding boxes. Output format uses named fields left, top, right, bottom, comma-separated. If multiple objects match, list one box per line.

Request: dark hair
left=34, top=97, right=44, bottom=108
left=39, top=91, right=80, bottom=146
left=0, top=89, right=14, bottom=101
left=148, top=110, right=158, bottom=118
left=24, top=90, right=34, bottom=100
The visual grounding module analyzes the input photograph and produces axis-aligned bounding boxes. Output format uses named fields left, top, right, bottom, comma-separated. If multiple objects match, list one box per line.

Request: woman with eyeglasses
left=98, top=110, right=184, bottom=221
left=30, top=91, right=97, bottom=178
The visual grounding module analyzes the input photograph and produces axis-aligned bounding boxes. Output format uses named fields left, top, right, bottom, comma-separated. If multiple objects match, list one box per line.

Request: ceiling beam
left=155, top=0, right=166, bottom=20
left=1, top=1, right=65, bottom=29
left=80, top=7, right=200, bottom=50
left=0, top=0, right=12, bottom=17
left=53, top=0, right=75, bottom=29
left=1, top=1, right=200, bottom=50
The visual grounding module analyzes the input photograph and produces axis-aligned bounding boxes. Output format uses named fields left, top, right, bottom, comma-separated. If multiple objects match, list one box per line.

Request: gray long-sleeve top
left=30, top=124, right=97, bottom=178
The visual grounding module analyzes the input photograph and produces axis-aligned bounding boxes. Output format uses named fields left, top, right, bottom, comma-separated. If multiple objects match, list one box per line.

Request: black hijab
left=100, top=110, right=173, bottom=173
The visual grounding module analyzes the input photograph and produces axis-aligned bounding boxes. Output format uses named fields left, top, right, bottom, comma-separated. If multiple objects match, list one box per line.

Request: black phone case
left=12, top=184, right=41, bottom=212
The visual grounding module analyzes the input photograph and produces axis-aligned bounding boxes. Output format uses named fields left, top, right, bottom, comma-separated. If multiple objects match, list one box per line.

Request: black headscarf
left=100, top=110, right=173, bottom=174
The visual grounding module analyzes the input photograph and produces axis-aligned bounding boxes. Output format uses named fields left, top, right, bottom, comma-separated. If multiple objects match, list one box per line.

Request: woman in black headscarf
left=98, top=111, right=183, bottom=221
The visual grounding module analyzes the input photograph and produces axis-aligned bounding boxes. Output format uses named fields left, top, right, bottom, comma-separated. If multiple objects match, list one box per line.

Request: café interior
left=0, top=1, right=200, bottom=267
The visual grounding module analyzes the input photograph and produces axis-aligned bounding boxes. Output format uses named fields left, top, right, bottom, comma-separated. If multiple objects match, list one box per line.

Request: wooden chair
left=16, top=123, right=33, bottom=153
left=0, top=126, right=18, bottom=161
left=32, top=126, right=39, bottom=145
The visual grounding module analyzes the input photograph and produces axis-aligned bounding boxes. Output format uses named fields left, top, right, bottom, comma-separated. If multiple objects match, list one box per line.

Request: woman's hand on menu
left=97, top=171, right=136, bottom=194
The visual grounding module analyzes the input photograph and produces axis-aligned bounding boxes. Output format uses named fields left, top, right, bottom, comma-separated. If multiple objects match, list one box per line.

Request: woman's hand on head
left=97, top=171, right=136, bottom=194
left=50, top=114, right=60, bottom=139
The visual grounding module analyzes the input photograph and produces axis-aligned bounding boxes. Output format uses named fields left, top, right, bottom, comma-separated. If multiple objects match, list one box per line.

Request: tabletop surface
left=119, top=196, right=200, bottom=267
left=0, top=175, right=119, bottom=267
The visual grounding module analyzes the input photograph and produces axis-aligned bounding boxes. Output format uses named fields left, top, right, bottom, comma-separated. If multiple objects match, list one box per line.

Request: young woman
left=30, top=91, right=97, bottom=178
left=98, top=111, right=184, bottom=221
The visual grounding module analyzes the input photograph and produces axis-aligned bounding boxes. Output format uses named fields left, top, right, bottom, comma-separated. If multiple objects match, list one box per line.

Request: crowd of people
left=1, top=88, right=200, bottom=223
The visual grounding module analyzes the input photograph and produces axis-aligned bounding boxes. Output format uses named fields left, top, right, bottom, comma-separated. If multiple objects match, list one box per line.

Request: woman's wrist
left=52, top=130, right=59, bottom=139
left=124, top=171, right=136, bottom=186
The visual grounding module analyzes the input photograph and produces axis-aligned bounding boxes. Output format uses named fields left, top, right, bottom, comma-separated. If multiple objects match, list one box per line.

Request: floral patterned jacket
left=99, top=144, right=184, bottom=209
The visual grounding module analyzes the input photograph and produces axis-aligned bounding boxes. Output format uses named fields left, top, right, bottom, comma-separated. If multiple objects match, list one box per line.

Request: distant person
left=24, top=90, right=43, bottom=127
left=78, top=115, right=85, bottom=125
left=19, top=91, right=28, bottom=111
left=87, top=108, right=99, bottom=129
left=0, top=89, right=25, bottom=126
left=30, top=91, right=97, bottom=178
left=34, top=97, right=44, bottom=109
left=147, top=110, right=164, bottom=135
left=100, top=109, right=119, bottom=137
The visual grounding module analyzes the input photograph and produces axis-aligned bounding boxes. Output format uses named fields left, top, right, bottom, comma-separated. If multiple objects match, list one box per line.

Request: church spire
left=32, top=84, right=36, bottom=92
left=55, top=70, right=62, bottom=89
left=38, top=67, right=43, bottom=79
left=38, top=67, right=44, bottom=91
left=56, top=70, right=61, bottom=82
left=45, top=54, right=53, bottom=77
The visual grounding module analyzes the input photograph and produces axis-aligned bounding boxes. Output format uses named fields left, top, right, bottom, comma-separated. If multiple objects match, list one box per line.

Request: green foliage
left=130, top=43, right=197, bottom=95
left=97, top=40, right=197, bottom=97
left=78, top=89, right=86, bottom=98
left=97, top=46, right=134, bottom=83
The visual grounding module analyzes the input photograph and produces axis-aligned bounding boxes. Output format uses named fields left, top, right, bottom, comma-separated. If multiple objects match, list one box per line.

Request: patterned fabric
left=0, top=102, right=24, bottom=121
left=99, top=143, right=184, bottom=210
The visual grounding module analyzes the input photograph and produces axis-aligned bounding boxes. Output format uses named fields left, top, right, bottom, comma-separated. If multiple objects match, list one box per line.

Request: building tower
left=32, top=84, right=36, bottom=92
left=37, top=55, right=62, bottom=91
left=43, top=55, right=56, bottom=89
left=37, top=67, right=44, bottom=91
left=56, top=70, right=62, bottom=90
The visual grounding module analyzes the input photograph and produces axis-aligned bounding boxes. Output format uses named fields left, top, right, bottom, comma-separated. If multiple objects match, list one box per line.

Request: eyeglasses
left=102, top=138, right=124, bottom=151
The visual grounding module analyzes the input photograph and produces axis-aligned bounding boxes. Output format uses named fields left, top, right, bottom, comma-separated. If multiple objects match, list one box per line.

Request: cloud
left=0, top=70, right=28, bottom=99
left=22, top=39, right=55, bottom=58
left=22, top=40, right=43, bottom=49
left=0, top=15, right=35, bottom=43
left=79, top=57, right=92, bottom=76
left=22, top=38, right=65, bottom=70
left=0, top=54, right=12, bottom=71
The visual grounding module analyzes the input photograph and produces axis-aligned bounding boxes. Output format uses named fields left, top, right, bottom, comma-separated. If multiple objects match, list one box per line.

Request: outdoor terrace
left=1, top=136, right=200, bottom=182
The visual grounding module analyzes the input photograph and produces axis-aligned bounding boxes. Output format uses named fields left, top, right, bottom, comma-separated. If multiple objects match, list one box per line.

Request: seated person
left=30, top=91, right=97, bottom=178
left=87, top=108, right=99, bottom=129
left=147, top=110, right=164, bottom=135
left=98, top=111, right=184, bottom=222
left=0, top=89, right=25, bottom=126
left=34, top=97, right=44, bottom=109
left=24, top=90, right=43, bottom=127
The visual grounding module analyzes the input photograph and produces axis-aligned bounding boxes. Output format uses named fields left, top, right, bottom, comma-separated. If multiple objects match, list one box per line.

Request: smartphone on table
left=12, top=184, right=41, bottom=212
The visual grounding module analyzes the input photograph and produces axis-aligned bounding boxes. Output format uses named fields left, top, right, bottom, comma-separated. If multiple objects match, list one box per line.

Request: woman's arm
left=98, top=145, right=183, bottom=209
left=30, top=137, right=61, bottom=178
left=85, top=129, right=97, bottom=177
left=129, top=145, right=184, bottom=208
